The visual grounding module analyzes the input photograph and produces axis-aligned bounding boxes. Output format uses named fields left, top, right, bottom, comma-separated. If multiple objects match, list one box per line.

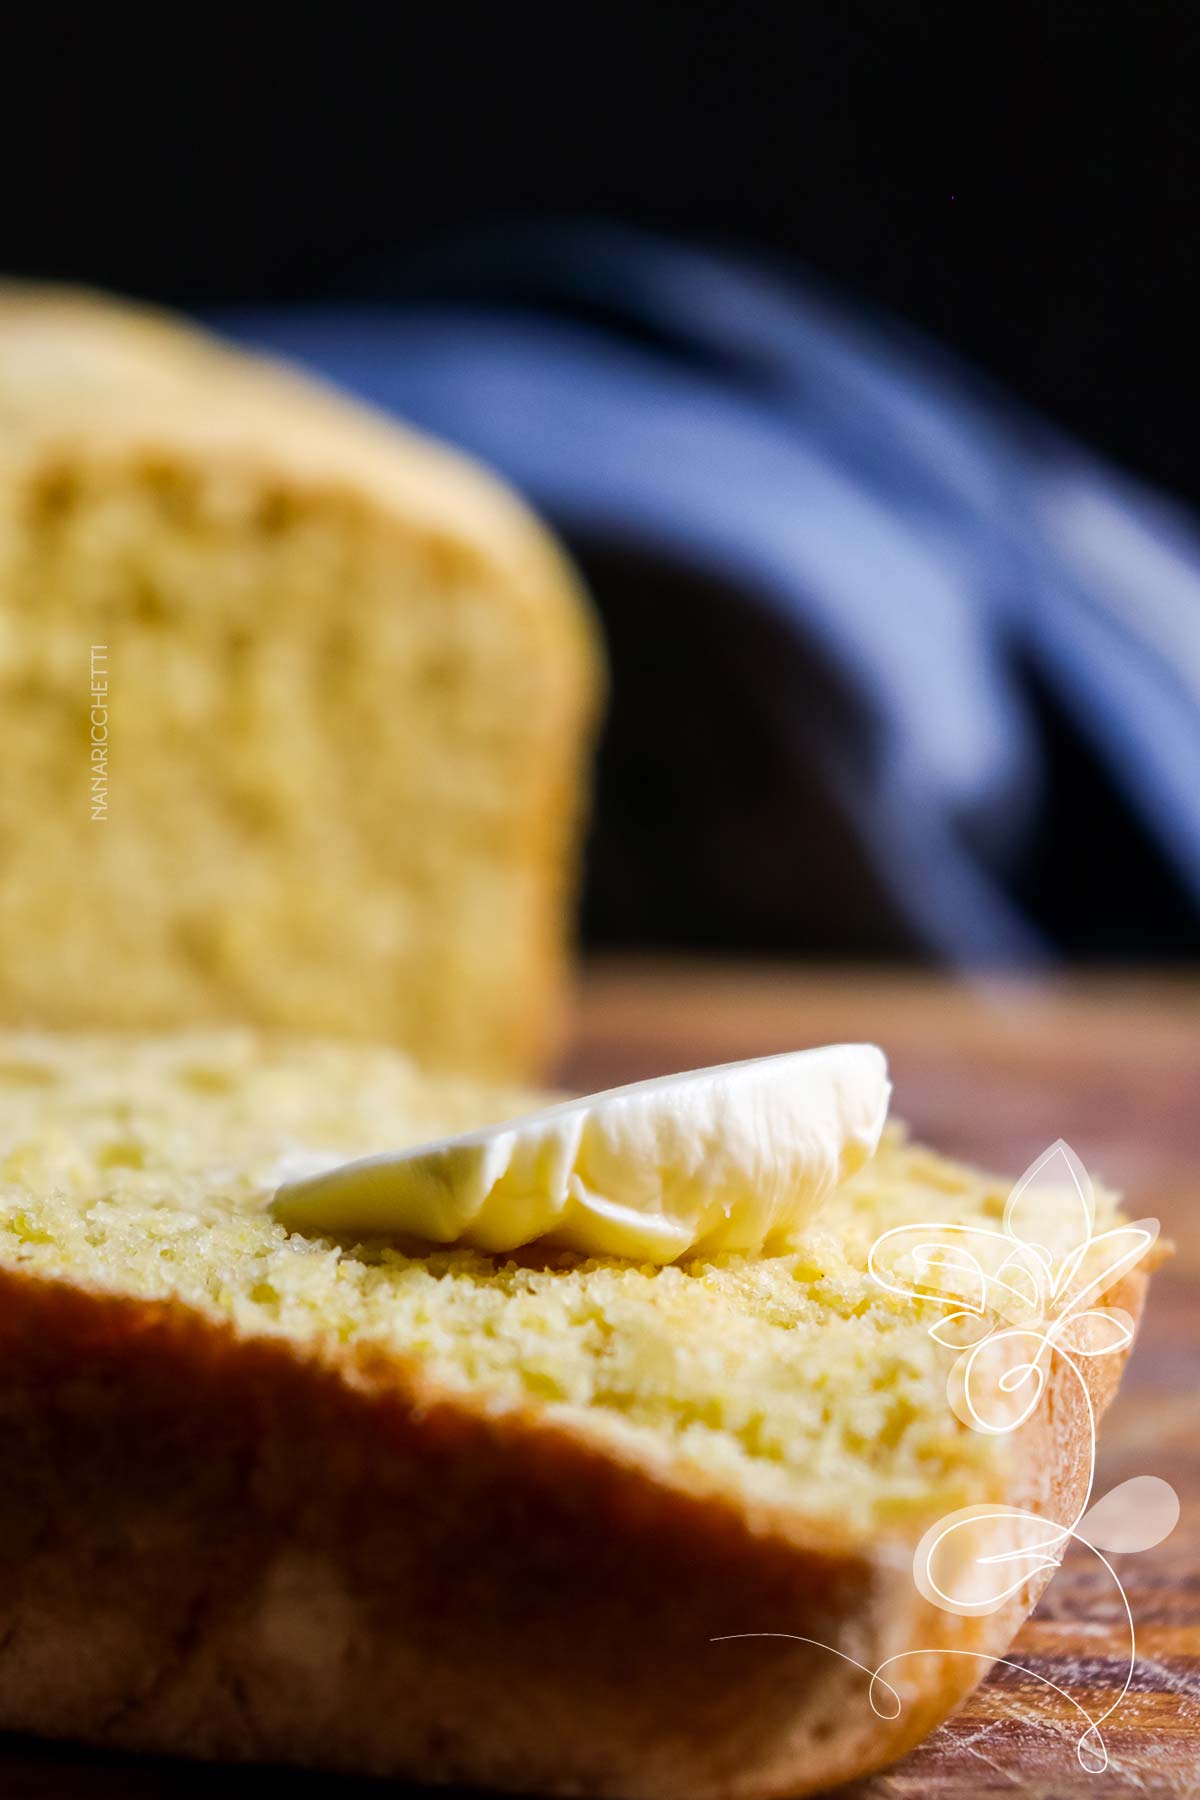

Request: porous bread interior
left=0, top=1032, right=1114, bottom=1539
left=0, top=293, right=595, bottom=1078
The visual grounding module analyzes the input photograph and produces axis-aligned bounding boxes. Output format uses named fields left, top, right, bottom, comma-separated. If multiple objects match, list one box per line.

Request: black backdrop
left=6, top=2, right=1198, bottom=507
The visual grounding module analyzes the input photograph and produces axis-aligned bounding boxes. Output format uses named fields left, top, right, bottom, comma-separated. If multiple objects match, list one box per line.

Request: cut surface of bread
left=0, top=288, right=600, bottom=1078
left=0, top=1032, right=1150, bottom=1799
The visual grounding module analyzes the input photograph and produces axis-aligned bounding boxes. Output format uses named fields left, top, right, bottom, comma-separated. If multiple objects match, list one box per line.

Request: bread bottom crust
left=0, top=1264, right=1145, bottom=1800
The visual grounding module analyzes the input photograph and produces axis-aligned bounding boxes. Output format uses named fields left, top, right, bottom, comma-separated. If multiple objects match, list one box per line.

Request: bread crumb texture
left=0, top=288, right=600, bottom=1077
left=0, top=1031, right=1119, bottom=1540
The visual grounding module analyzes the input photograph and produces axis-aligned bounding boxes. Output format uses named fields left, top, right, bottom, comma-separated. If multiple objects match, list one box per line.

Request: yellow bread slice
left=0, top=1032, right=1152, bottom=1799
left=0, top=287, right=601, bottom=1078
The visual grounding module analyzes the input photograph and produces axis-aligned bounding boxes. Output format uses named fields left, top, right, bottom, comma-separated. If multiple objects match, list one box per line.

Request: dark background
left=6, top=2, right=1198, bottom=508
left=5, top=2, right=1197, bottom=965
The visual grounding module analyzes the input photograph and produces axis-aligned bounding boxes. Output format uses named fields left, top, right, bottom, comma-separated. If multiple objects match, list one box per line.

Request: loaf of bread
left=0, top=289, right=600, bottom=1078
left=0, top=1031, right=1151, bottom=1797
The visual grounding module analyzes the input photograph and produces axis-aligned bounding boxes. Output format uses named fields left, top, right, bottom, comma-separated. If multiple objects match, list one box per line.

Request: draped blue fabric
left=215, top=229, right=1200, bottom=959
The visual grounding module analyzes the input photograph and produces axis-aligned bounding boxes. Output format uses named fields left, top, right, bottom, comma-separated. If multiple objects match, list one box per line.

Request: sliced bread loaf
left=0, top=290, right=600, bottom=1077
left=0, top=1032, right=1150, bottom=1797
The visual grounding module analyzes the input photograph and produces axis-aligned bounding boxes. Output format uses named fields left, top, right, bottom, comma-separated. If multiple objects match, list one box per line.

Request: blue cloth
left=215, top=229, right=1200, bottom=960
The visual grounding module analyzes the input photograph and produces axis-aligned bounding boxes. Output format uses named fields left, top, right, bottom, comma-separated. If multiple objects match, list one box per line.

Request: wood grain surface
left=3, top=962, right=1198, bottom=1799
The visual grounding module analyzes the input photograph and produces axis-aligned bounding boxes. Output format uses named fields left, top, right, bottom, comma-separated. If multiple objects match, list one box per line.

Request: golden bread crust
left=0, top=1258, right=1148, bottom=1799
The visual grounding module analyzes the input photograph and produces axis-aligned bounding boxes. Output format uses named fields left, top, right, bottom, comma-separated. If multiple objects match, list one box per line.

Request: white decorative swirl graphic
left=716, top=1139, right=1176, bottom=1774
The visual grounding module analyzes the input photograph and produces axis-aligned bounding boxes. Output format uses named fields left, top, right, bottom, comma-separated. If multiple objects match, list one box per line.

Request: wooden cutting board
left=3, top=963, right=1198, bottom=1798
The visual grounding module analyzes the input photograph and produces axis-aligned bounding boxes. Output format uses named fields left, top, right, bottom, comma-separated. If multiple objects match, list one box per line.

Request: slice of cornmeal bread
left=0, top=288, right=600, bottom=1078
left=0, top=1032, right=1150, bottom=1799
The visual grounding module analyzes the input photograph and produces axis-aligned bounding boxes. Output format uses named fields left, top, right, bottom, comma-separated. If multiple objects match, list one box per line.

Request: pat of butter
left=270, top=1045, right=890, bottom=1264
